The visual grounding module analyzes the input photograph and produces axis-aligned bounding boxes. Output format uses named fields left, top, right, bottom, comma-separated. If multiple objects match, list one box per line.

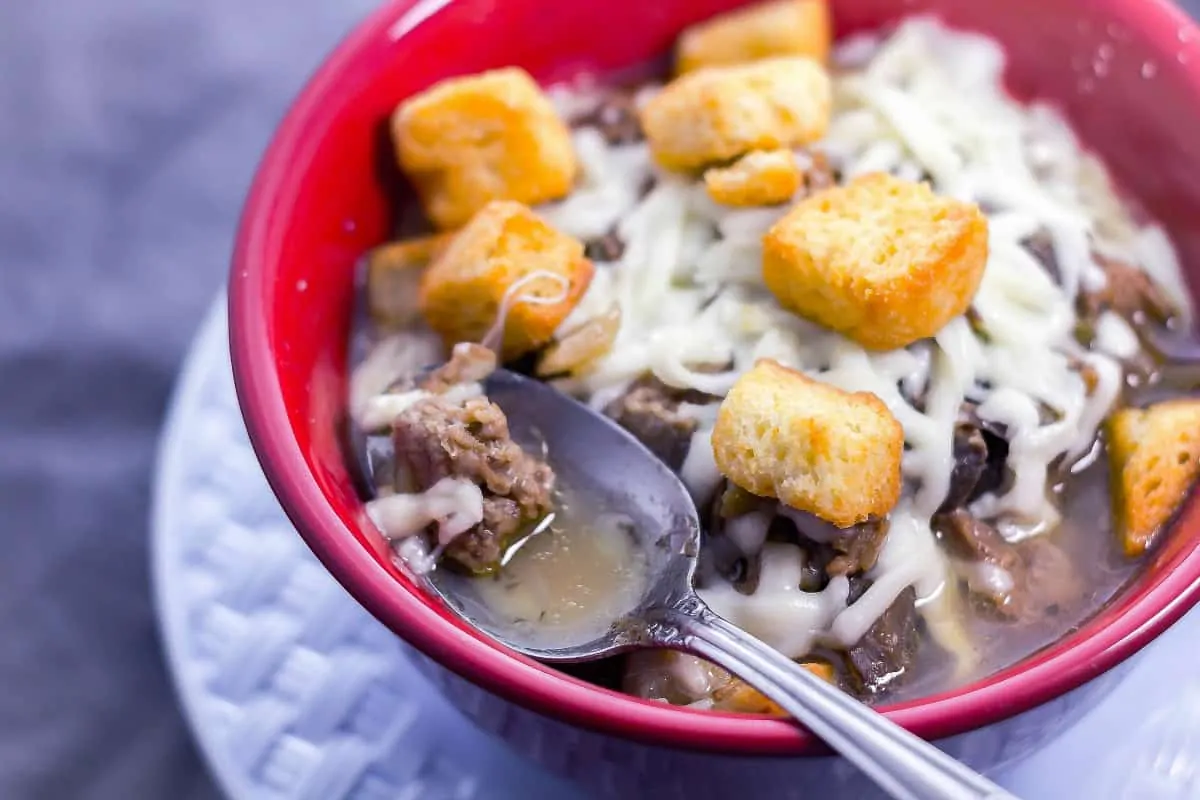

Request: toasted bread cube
left=640, top=57, right=831, bottom=172
left=711, top=360, right=903, bottom=526
left=392, top=68, right=577, bottom=229
left=712, top=661, right=834, bottom=715
left=1108, top=399, right=1200, bottom=557
left=705, top=148, right=801, bottom=206
left=676, top=0, right=831, bottom=74
left=418, top=201, right=594, bottom=359
left=763, top=173, right=988, bottom=350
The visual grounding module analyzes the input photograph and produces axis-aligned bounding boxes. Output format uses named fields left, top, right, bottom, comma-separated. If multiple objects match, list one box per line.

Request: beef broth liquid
left=472, top=494, right=649, bottom=648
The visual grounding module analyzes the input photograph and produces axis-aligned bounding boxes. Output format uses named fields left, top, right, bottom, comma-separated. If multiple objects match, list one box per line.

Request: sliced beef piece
left=577, top=89, right=642, bottom=145
left=826, top=518, right=890, bottom=576
left=583, top=231, right=626, bottom=262
left=1012, top=536, right=1084, bottom=619
left=420, top=342, right=497, bottom=393
left=1078, top=253, right=1176, bottom=328
left=803, top=150, right=837, bottom=194
left=931, top=509, right=1083, bottom=621
left=941, top=423, right=989, bottom=511
left=782, top=509, right=889, bottom=577
left=933, top=508, right=1025, bottom=616
left=843, top=585, right=920, bottom=699
left=393, top=395, right=555, bottom=574
left=1022, top=228, right=1060, bottom=284
left=603, top=374, right=716, bottom=471
left=958, top=403, right=1012, bottom=501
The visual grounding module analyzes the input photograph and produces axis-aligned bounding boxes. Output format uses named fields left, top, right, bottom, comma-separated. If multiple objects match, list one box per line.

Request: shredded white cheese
left=365, top=476, right=485, bottom=552
left=545, top=17, right=1188, bottom=664
left=699, top=543, right=850, bottom=659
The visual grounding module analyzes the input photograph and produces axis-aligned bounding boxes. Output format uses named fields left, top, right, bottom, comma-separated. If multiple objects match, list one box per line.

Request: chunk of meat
left=1022, top=228, right=1060, bottom=284
left=826, top=517, right=889, bottom=576
left=802, top=149, right=837, bottom=194
left=843, top=585, right=920, bottom=699
left=1013, top=536, right=1084, bottom=618
left=940, top=422, right=988, bottom=511
left=959, top=402, right=1012, bottom=501
left=577, top=89, right=643, bottom=146
left=392, top=395, right=555, bottom=574
left=784, top=509, right=888, bottom=577
left=583, top=231, right=626, bottom=262
left=420, top=342, right=497, bottom=393
left=932, top=509, right=1083, bottom=621
left=1078, top=253, right=1175, bottom=326
left=933, top=508, right=1021, bottom=589
left=604, top=374, right=716, bottom=470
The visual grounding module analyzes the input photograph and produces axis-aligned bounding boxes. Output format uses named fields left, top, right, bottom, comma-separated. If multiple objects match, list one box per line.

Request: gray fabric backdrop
left=1, top=1, right=1198, bottom=798
left=0, top=2, right=373, bottom=797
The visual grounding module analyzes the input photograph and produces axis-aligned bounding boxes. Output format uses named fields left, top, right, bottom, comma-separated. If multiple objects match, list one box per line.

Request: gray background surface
left=0, top=2, right=372, bottom=797
left=2, top=1, right=1199, bottom=798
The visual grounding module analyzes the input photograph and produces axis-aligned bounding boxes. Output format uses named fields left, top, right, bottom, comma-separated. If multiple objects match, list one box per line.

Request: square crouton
left=1108, top=399, right=1200, bottom=557
left=640, top=57, right=831, bottom=172
left=712, top=663, right=834, bottom=716
left=392, top=68, right=578, bottom=229
left=676, top=0, right=831, bottom=74
left=763, top=173, right=988, bottom=350
left=704, top=148, right=801, bottom=206
left=711, top=360, right=903, bottom=526
left=418, top=201, right=594, bottom=360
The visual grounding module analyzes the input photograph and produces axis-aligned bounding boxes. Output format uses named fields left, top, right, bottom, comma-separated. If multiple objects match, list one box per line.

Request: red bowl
left=230, top=0, right=1200, bottom=763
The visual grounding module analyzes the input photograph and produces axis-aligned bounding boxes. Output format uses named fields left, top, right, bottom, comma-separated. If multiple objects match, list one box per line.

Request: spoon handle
left=666, top=599, right=1020, bottom=800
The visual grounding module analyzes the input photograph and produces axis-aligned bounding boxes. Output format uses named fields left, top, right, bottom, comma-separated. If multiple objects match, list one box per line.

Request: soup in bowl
left=230, top=0, right=1200, bottom=793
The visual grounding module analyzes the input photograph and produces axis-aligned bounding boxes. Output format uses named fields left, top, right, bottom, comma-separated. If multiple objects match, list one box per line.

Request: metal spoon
left=352, top=368, right=1019, bottom=800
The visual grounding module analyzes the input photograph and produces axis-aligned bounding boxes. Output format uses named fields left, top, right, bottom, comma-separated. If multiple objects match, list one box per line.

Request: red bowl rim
left=230, top=0, right=1200, bottom=755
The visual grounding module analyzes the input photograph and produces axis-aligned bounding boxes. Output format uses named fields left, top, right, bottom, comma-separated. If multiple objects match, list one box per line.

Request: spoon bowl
left=427, top=368, right=702, bottom=662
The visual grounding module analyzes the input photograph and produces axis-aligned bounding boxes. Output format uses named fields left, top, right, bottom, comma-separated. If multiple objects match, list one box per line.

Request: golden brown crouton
left=640, top=57, right=831, bottom=172
left=418, top=201, right=594, bottom=360
left=704, top=148, right=802, bottom=206
left=676, top=0, right=832, bottom=74
left=392, top=68, right=577, bottom=229
left=1108, top=399, right=1200, bottom=557
left=711, top=360, right=903, bottom=526
left=712, top=662, right=835, bottom=715
left=366, top=232, right=457, bottom=325
left=763, top=173, right=988, bottom=350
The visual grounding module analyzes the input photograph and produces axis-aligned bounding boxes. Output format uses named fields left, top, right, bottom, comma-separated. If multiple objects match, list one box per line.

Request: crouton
left=418, top=201, right=594, bottom=360
left=711, top=360, right=903, bottom=526
left=366, top=232, right=457, bottom=325
left=704, top=148, right=801, bottom=206
left=1108, top=399, right=1200, bottom=557
left=712, top=661, right=834, bottom=715
left=676, top=0, right=832, bottom=74
left=640, top=57, right=831, bottom=172
left=392, top=68, right=577, bottom=229
left=763, top=173, right=988, bottom=350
